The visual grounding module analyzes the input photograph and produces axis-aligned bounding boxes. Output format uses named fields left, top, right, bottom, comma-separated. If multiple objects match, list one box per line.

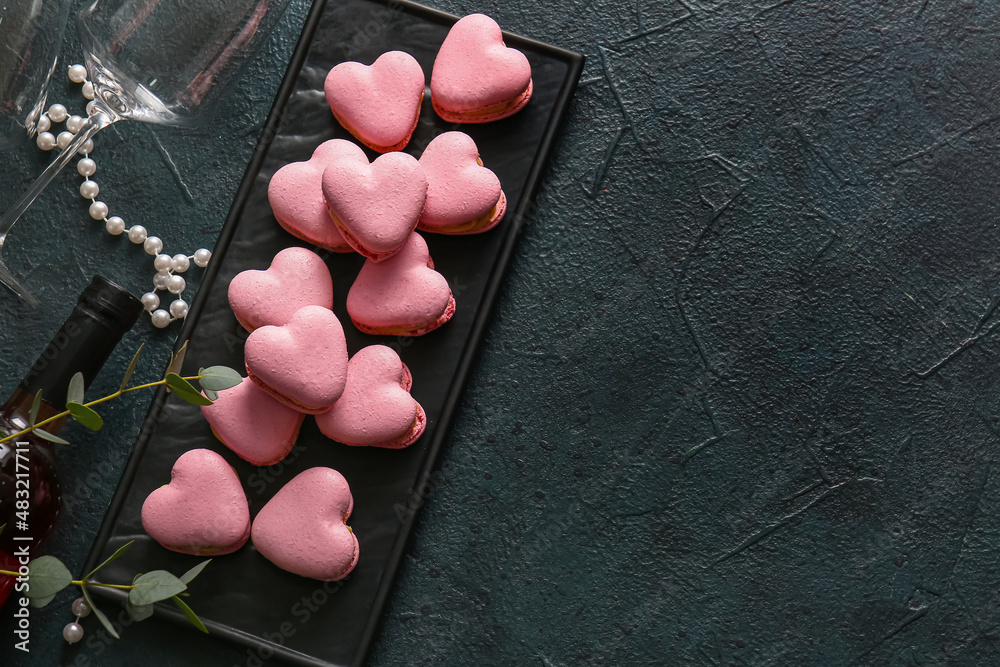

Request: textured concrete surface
left=3, top=0, right=1000, bottom=665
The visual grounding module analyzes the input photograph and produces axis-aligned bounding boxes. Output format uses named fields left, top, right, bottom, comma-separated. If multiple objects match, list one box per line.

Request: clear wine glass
left=0, top=0, right=295, bottom=303
left=0, top=0, right=75, bottom=305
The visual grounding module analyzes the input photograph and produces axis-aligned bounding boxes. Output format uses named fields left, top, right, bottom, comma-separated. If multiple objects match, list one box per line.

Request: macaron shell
left=418, top=131, right=505, bottom=232
left=268, top=139, right=366, bottom=251
left=201, top=377, right=305, bottom=466
left=346, top=232, right=455, bottom=336
left=430, top=14, right=532, bottom=119
left=324, top=51, right=425, bottom=153
left=322, top=151, right=428, bottom=261
left=244, top=305, right=350, bottom=413
left=228, top=247, right=335, bottom=332
left=316, top=345, right=425, bottom=448
left=141, top=449, right=251, bottom=556
left=251, top=467, right=359, bottom=581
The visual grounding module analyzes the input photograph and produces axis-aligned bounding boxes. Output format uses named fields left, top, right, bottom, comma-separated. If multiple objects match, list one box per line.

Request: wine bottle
left=0, top=275, right=142, bottom=607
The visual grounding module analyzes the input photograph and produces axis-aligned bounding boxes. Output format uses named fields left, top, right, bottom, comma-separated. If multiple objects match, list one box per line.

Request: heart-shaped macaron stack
left=143, top=451, right=362, bottom=582
left=347, top=232, right=454, bottom=336
left=228, top=246, right=335, bottom=331
left=325, top=51, right=425, bottom=153
left=150, top=12, right=536, bottom=581
left=141, top=449, right=251, bottom=556
left=316, top=345, right=426, bottom=448
left=252, top=468, right=360, bottom=581
left=430, top=14, right=533, bottom=123
left=322, top=151, right=428, bottom=262
left=268, top=139, right=367, bottom=252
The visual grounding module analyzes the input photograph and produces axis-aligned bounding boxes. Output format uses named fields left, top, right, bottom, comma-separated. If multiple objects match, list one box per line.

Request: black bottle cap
left=19, top=275, right=143, bottom=409
left=77, top=275, right=144, bottom=331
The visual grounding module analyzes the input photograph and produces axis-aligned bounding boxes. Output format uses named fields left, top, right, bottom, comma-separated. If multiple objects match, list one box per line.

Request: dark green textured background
left=3, top=0, right=1000, bottom=665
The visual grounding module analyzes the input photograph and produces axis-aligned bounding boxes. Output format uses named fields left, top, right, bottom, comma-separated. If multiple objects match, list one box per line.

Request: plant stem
left=0, top=570, right=137, bottom=592
left=75, top=580, right=135, bottom=590
left=0, top=375, right=204, bottom=445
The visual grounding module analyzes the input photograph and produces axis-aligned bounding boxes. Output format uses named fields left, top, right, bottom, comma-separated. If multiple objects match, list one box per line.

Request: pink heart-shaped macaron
left=316, top=345, right=426, bottom=448
left=141, top=449, right=250, bottom=556
left=322, top=151, right=428, bottom=262
left=418, top=131, right=506, bottom=234
left=346, top=232, right=455, bottom=336
left=430, top=14, right=533, bottom=123
left=325, top=51, right=425, bottom=153
left=201, top=377, right=305, bottom=466
left=267, top=139, right=368, bottom=252
left=228, top=247, right=334, bottom=332
left=245, top=305, right=349, bottom=413
left=251, top=467, right=359, bottom=581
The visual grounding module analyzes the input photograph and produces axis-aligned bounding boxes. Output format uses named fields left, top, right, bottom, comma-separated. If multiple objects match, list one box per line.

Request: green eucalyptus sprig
left=0, top=541, right=211, bottom=637
left=0, top=342, right=243, bottom=445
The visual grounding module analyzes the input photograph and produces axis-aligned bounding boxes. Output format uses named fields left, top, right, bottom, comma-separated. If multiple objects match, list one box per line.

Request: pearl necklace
left=32, top=64, right=213, bottom=329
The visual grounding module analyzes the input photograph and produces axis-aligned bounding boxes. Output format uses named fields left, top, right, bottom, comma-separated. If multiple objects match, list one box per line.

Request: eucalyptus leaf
left=164, top=373, right=213, bottom=406
left=204, top=389, right=219, bottom=401
left=66, top=402, right=103, bottom=431
left=25, top=556, right=72, bottom=599
left=120, top=344, right=144, bottom=392
left=33, top=429, right=69, bottom=445
left=28, top=592, right=57, bottom=608
left=29, top=390, right=42, bottom=426
left=165, top=341, right=189, bottom=378
left=67, top=372, right=85, bottom=405
left=129, top=571, right=187, bottom=605
left=82, top=585, right=119, bottom=639
left=172, top=595, right=208, bottom=634
left=125, top=597, right=154, bottom=622
left=84, top=540, right=134, bottom=580
left=197, top=366, right=242, bottom=392
left=179, top=559, right=211, bottom=585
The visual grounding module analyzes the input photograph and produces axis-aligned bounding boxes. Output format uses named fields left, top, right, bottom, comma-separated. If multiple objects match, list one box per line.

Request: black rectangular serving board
left=82, top=0, right=584, bottom=665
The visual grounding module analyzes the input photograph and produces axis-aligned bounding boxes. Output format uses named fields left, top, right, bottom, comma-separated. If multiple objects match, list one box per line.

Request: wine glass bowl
left=78, top=0, right=294, bottom=127
left=0, top=0, right=74, bottom=144
left=0, top=0, right=294, bottom=305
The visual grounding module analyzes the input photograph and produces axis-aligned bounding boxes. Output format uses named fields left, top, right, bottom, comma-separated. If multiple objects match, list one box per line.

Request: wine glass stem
left=0, top=112, right=117, bottom=249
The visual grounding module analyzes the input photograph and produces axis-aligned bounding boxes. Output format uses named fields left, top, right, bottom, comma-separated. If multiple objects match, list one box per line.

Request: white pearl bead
left=36, top=115, right=51, bottom=133
left=48, top=103, right=68, bottom=122
left=154, top=253, right=172, bottom=271
left=86, top=100, right=97, bottom=114
left=143, top=236, right=163, bottom=255
left=71, top=597, right=91, bottom=618
left=141, top=292, right=159, bottom=311
left=171, top=254, right=190, bottom=273
left=169, top=299, right=189, bottom=318
left=56, top=131, right=74, bottom=150
left=68, top=64, right=88, bottom=83
left=151, top=309, right=171, bottom=328
left=167, top=274, right=186, bottom=294
left=153, top=271, right=170, bottom=290
left=63, top=622, right=84, bottom=644
left=77, top=158, right=96, bottom=177
left=127, top=225, right=147, bottom=244
left=81, top=139, right=94, bottom=154
left=193, top=249, right=211, bottom=267
left=36, top=132, right=56, bottom=151
left=105, top=215, right=125, bottom=235
left=89, top=201, right=108, bottom=220
left=82, top=82, right=95, bottom=100
left=66, top=115, right=85, bottom=133
left=79, top=180, right=99, bottom=199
